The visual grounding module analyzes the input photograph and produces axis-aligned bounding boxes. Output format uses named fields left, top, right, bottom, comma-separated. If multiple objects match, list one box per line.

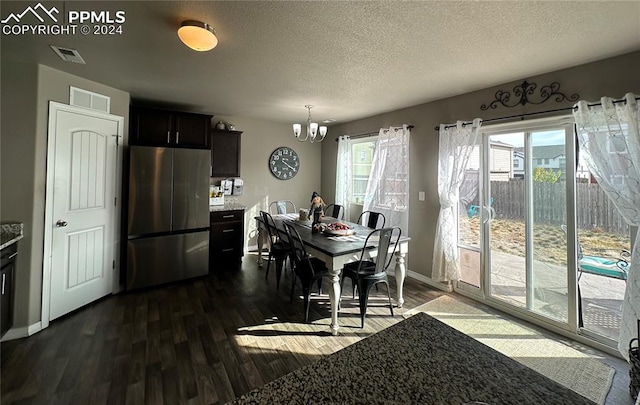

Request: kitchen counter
left=0, top=222, right=24, bottom=250
left=210, top=203, right=246, bottom=212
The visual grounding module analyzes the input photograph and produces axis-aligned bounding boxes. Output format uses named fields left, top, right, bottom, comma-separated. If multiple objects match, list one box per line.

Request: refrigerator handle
left=176, top=131, right=180, bottom=144
left=167, top=131, right=171, bottom=144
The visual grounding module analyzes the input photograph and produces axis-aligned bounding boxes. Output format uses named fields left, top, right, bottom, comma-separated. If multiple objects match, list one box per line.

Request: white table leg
left=394, top=250, right=406, bottom=308
left=328, top=270, right=341, bottom=336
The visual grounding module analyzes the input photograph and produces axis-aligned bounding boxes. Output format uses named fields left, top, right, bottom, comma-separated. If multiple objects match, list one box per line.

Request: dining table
left=256, top=213, right=410, bottom=335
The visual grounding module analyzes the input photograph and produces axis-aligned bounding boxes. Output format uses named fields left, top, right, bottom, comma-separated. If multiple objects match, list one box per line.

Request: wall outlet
left=418, top=191, right=425, bottom=201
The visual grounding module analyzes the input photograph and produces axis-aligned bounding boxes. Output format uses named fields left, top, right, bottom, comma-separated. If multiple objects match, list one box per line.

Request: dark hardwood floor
left=1, top=252, right=634, bottom=404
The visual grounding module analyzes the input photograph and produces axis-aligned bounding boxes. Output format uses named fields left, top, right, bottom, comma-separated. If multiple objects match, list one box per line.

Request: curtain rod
left=335, top=125, right=414, bottom=141
left=434, top=96, right=639, bottom=131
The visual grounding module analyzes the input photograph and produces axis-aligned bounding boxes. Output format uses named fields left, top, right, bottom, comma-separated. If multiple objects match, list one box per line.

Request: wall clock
left=269, top=146, right=299, bottom=180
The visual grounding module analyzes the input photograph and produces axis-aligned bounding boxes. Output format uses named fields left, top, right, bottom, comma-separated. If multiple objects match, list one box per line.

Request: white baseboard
left=405, top=270, right=453, bottom=292
left=1, top=321, right=42, bottom=342
left=28, top=321, right=42, bottom=335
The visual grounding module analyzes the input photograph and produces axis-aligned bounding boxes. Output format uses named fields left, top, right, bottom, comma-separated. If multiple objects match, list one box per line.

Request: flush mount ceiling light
left=177, top=20, right=218, bottom=51
left=293, top=105, right=327, bottom=143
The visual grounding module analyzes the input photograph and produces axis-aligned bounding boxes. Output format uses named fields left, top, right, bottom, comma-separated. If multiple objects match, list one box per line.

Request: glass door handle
left=482, top=206, right=496, bottom=224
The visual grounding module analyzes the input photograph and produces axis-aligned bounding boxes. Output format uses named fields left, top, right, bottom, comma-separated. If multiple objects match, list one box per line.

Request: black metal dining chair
left=269, top=200, right=296, bottom=215
left=260, top=211, right=289, bottom=290
left=324, top=204, right=345, bottom=220
left=284, top=222, right=331, bottom=323
left=357, top=210, right=386, bottom=229
left=339, top=227, right=401, bottom=328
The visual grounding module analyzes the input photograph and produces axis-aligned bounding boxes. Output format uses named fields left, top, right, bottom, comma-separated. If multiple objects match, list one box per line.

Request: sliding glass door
left=457, top=116, right=578, bottom=331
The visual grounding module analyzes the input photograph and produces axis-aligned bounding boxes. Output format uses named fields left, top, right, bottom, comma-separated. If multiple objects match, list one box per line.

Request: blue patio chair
left=467, top=197, right=493, bottom=218
left=578, top=255, right=628, bottom=280
left=560, top=225, right=629, bottom=281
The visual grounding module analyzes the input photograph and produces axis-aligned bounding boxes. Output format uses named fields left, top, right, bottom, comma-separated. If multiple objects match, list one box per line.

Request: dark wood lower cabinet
left=1, top=243, right=17, bottom=338
left=210, top=209, right=244, bottom=264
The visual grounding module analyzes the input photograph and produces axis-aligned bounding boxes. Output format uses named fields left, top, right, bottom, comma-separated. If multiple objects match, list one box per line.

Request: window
left=608, top=134, right=629, bottom=154
left=543, top=158, right=549, bottom=165
left=351, top=139, right=376, bottom=203
left=369, top=138, right=409, bottom=210
left=513, top=159, right=519, bottom=168
left=610, top=174, right=626, bottom=186
left=345, top=132, right=410, bottom=215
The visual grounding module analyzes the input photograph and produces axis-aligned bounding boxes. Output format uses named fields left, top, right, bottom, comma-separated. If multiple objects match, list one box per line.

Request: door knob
left=56, top=220, right=68, bottom=227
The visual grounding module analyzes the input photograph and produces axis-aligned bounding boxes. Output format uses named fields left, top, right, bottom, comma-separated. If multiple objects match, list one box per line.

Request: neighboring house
left=532, top=145, right=566, bottom=176
left=513, top=149, right=525, bottom=179
left=513, top=146, right=592, bottom=181
left=469, top=143, right=592, bottom=183
left=466, top=141, right=514, bottom=182
left=489, top=141, right=514, bottom=181
left=576, top=157, right=592, bottom=182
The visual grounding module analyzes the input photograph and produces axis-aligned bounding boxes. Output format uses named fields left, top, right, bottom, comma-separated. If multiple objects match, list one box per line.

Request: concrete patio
left=487, top=250, right=625, bottom=341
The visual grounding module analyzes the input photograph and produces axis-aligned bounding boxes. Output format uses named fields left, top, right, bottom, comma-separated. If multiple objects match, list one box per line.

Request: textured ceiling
left=2, top=1, right=639, bottom=124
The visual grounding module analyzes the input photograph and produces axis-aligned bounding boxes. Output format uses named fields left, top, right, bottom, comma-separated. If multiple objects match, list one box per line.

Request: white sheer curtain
left=335, top=136, right=353, bottom=220
left=363, top=125, right=411, bottom=234
left=432, top=119, right=482, bottom=282
left=573, top=93, right=640, bottom=360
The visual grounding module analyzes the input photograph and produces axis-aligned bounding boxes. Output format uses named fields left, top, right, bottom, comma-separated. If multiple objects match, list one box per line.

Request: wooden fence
left=487, top=181, right=629, bottom=235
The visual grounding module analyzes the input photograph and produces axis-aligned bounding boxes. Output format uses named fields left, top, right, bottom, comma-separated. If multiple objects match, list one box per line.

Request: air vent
left=70, top=86, right=110, bottom=113
left=50, top=45, right=86, bottom=64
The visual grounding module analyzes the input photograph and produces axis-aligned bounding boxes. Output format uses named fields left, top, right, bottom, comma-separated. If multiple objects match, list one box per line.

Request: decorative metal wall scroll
left=480, top=80, right=579, bottom=111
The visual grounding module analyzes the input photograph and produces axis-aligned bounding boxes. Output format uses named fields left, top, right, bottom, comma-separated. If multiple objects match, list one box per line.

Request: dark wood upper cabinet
left=130, top=106, right=212, bottom=148
left=174, top=113, right=211, bottom=147
left=211, top=129, right=242, bottom=177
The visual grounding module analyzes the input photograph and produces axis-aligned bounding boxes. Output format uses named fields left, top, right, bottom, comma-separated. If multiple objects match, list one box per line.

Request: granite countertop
left=210, top=203, right=246, bottom=212
left=228, top=312, right=597, bottom=405
left=1, top=222, right=24, bottom=250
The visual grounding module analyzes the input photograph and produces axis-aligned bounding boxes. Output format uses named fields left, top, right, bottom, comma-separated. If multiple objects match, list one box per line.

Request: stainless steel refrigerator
left=126, top=146, right=210, bottom=290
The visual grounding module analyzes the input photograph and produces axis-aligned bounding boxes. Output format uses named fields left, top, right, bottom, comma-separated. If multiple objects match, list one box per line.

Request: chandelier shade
left=178, top=20, right=218, bottom=51
left=293, top=105, right=327, bottom=143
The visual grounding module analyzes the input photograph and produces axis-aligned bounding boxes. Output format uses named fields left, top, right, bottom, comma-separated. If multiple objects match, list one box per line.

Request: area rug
left=403, top=295, right=615, bottom=405
left=226, top=311, right=597, bottom=405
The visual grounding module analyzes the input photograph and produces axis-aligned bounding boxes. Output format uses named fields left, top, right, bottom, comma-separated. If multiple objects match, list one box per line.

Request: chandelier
left=293, top=105, right=327, bottom=143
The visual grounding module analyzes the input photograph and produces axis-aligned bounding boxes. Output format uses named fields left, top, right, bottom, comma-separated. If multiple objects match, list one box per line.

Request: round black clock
left=269, top=146, right=299, bottom=180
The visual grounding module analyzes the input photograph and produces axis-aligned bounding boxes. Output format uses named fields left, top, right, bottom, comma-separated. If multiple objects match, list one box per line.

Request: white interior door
left=45, top=102, right=122, bottom=321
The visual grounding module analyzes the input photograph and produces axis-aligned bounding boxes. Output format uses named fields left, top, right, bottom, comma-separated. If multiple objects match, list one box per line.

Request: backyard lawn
left=460, top=217, right=630, bottom=266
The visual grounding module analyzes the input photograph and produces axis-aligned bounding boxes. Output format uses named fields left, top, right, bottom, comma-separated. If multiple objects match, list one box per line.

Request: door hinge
left=112, top=260, right=115, bottom=269
left=114, top=197, right=117, bottom=206
left=112, top=134, right=120, bottom=146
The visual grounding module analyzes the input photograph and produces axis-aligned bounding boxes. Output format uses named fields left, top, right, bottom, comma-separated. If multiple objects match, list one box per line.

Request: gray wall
left=211, top=115, right=322, bottom=248
left=2, top=50, right=637, bottom=329
left=1, top=59, right=39, bottom=329
left=1, top=62, right=131, bottom=328
left=0, top=61, right=323, bottom=329
left=321, top=51, right=640, bottom=280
